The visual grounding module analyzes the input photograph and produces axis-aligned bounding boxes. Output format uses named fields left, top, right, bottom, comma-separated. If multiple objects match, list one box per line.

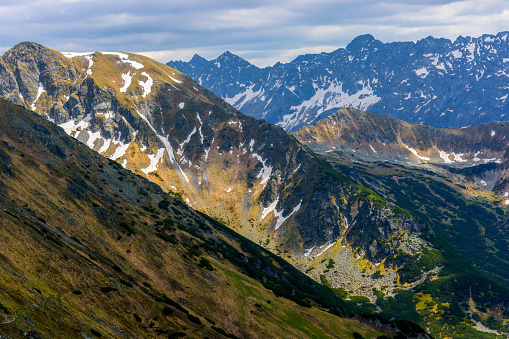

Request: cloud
left=1, top=0, right=508, bottom=66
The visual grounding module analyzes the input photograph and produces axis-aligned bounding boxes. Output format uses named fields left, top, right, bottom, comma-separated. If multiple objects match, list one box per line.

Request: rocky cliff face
left=168, top=31, right=509, bottom=131
left=0, top=42, right=430, bottom=267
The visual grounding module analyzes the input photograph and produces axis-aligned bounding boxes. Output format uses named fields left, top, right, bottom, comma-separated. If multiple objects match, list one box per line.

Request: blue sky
left=1, top=0, right=509, bottom=67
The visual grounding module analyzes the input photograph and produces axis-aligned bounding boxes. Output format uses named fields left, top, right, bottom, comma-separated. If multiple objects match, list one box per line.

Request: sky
left=1, top=0, right=509, bottom=67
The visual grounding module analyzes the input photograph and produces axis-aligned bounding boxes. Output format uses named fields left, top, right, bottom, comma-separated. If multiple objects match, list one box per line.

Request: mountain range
left=168, top=31, right=509, bottom=132
left=0, top=41, right=509, bottom=337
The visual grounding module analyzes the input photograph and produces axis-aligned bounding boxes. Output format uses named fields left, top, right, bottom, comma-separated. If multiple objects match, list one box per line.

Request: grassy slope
left=0, top=100, right=384, bottom=338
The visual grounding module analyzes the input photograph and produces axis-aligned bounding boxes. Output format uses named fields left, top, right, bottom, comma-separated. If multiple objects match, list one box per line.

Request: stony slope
left=0, top=98, right=404, bottom=338
left=168, top=31, right=509, bottom=131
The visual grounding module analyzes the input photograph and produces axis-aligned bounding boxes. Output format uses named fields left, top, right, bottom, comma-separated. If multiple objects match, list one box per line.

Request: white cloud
left=1, top=0, right=509, bottom=66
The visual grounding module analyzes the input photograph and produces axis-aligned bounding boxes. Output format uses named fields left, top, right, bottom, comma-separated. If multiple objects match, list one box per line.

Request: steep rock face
left=168, top=31, right=509, bottom=131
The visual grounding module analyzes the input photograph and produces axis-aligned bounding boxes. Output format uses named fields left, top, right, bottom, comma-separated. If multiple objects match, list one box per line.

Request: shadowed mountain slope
left=0, top=98, right=404, bottom=338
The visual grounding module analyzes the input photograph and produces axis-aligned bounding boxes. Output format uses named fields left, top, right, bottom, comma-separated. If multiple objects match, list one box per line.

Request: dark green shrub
left=170, top=206, right=182, bottom=215
left=90, top=329, right=102, bottom=337
left=198, top=257, right=213, bottom=271
left=187, top=314, right=201, bottom=324
left=119, top=279, right=134, bottom=287
left=162, top=307, right=173, bottom=316
left=158, top=200, right=171, bottom=210
left=100, top=287, right=117, bottom=293
left=212, top=326, right=228, bottom=336
left=156, top=232, right=178, bottom=244
left=327, top=258, right=335, bottom=269
left=185, top=245, right=202, bottom=257
left=119, top=222, right=135, bottom=234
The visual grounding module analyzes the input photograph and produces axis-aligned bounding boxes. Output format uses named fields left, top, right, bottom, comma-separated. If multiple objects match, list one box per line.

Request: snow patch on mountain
left=415, top=67, right=429, bottom=78
left=273, top=200, right=302, bottom=231
left=261, top=198, right=279, bottom=221
left=225, top=84, right=263, bottom=109
left=252, top=153, right=273, bottom=185
left=103, top=52, right=144, bottom=69
left=404, top=144, right=430, bottom=161
left=280, top=81, right=380, bottom=130
left=139, top=72, right=153, bottom=98
left=177, top=127, right=197, bottom=155
left=317, top=241, right=336, bottom=257
left=31, top=82, right=45, bottom=111
left=136, top=109, right=189, bottom=183
left=141, top=148, right=165, bottom=174
left=304, top=245, right=316, bottom=257
left=439, top=151, right=467, bottom=163
left=110, top=138, right=134, bottom=160
left=169, top=75, right=182, bottom=84
left=85, top=129, right=102, bottom=149
left=59, top=114, right=92, bottom=135
left=120, top=72, right=133, bottom=93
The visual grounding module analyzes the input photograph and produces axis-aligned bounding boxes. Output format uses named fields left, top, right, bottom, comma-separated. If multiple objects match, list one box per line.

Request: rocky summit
left=168, top=31, right=509, bottom=131
left=0, top=41, right=508, bottom=338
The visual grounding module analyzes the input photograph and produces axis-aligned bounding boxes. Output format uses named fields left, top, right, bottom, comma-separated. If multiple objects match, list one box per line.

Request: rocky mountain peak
left=214, top=50, right=253, bottom=69
left=168, top=31, right=509, bottom=132
left=346, top=33, right=380, bottom=51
